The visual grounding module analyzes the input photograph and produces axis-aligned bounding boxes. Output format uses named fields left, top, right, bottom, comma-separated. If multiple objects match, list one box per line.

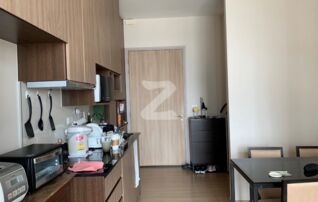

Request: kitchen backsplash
left=20, top=83, right=90, bottom=146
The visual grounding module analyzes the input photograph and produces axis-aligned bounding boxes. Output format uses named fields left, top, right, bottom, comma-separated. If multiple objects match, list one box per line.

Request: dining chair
left=282, top=179, right=318, bottom=202
left=248, top=147, right=284, bottom=200
left=248, top=147, right=284, bottom=158
left=296, top=146, right=318, bottom=157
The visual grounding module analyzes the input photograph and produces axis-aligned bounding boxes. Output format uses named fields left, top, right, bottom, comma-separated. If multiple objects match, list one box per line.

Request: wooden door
left=129, top=49, right=185, bottom=166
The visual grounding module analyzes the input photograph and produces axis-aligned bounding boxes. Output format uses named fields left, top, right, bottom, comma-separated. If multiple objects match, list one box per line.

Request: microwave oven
left=0, top=144, right=64, bottom=193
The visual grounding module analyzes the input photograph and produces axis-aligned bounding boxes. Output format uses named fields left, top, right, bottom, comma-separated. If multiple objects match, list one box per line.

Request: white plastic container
left=65, top=126, right=92, bottom=157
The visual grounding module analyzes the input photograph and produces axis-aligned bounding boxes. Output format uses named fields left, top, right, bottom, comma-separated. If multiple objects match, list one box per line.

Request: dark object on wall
left=24, top=95, right=34, bottom=137
left=220, top=103, right=227, bottom=114
left=49, top=93, right=55, bottom=131
left=37, top=94, right=44, bottom=131
left=189, top=117, right=227, bottom=172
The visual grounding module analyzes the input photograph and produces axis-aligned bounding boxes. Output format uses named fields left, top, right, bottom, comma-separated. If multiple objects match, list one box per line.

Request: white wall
left=124, top=16, right=227, bottom=162
left=225, top=0, right=318, bottom=199
left=0, top=39, right=22, bottom=154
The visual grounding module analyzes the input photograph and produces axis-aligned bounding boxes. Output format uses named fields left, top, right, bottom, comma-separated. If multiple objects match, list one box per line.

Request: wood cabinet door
left=64, top=0, right=86, bottom=83
left=82, top=0, right=99, bottom=84
left=122, top=145, right=138, bottom=202
left=46, top=181, right=71, bottom=202
left=4, top=0, right=67, bottom=41
left=0, top=0, right=10, bottom=10
left=97, top=0, right=112, bottom=69
left=111, top=0, right=125, bottom=74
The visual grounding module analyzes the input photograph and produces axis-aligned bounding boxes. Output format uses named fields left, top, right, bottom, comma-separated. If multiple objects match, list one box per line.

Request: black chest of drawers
left=189, top=117, right=227, bottom=171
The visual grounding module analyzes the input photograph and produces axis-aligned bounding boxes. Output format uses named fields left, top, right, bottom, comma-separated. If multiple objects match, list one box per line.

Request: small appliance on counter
left=86, top=123, right=103, bottom=149
left=65, top=125, right=92, bottom=158
left=0, top=162, right=28, bottom=202
left=0, top=144, right=63, bottom=193
left=99, top=123, right=115, bottom=133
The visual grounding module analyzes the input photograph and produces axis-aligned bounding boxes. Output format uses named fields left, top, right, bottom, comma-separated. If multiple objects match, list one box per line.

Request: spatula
left=49, top=93, right=55, bottom=131
left=24, top=95, right=34, bottom=137
left=37, top=94, right=44, bottom=131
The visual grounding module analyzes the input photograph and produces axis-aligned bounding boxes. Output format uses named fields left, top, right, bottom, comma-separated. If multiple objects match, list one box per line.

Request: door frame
left=124, top=46, right=188, bottom=165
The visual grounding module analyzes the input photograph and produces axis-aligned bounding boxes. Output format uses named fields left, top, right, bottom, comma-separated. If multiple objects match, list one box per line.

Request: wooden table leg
left=229, top=161, right=235, bottom=202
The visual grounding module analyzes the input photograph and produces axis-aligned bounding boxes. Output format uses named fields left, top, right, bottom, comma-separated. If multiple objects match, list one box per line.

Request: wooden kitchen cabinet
left=98, top=0, right=113, bottom=69
left=82, top=0, right=112, bottom=82
left=70, top=160, right=123, bottom=202
left=111, top=0, right=125, bottom=74
left=122, top=142, right=140, bottom=202
left=17, top=0, right=93, bottom=85
left=0, top=0, right=68, bottom=41
left=0, top=0, right=9, bottom=10
left=82, top=0, right=99, bottom=85
left=64, top=0, right=87, bottom=83
left=46, top=181, right=71, bottom=202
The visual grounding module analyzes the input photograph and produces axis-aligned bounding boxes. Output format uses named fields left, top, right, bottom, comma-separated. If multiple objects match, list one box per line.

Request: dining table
left=230, top=157, right=318, bottom=202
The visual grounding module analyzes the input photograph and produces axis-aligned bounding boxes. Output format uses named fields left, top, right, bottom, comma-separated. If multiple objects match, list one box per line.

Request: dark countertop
left=23, top=133, right=140, bottom=201
left=67, top=132, right=140, bottom=177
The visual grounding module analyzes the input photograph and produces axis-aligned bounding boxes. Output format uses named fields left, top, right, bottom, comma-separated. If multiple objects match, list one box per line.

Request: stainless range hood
left=26, top=80, right=95, bottom=90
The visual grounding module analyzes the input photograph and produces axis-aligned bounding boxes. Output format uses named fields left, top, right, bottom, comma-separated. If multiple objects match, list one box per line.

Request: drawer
left=190, top=131, right=220, bottom=142
left=107, top=179, right=123, bottom=202
left=105, top=161, right=122, bottom=200
left=189, top=118, right=225, bottom=131
left=190, top=142, right=225, bottom=165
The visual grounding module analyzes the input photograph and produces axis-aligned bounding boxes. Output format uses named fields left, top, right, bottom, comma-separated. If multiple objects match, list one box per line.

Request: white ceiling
left=119, top=0, right=224, bottom=19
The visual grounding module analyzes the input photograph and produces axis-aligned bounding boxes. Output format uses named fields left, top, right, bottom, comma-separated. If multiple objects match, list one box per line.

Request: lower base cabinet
left=68, top=142, right=140, bottom=202
left=69, top=161, right=122, bottom=202
left=122, top=143, right=139, bottom=202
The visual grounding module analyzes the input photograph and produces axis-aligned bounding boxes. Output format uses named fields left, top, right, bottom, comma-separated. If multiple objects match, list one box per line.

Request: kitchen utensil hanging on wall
left=48, top=92, right=55, bottom=131
left=24, top=94, right=34, bottom=137
left=37, top=93, right=44, bottom=131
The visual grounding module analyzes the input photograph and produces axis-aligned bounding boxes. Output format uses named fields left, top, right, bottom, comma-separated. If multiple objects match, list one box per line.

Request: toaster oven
left=0, top=144, right=64, bottom=193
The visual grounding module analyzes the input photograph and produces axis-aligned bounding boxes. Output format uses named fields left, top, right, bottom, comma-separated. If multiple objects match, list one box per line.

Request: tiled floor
left=138, top=167, right=230, bottom=202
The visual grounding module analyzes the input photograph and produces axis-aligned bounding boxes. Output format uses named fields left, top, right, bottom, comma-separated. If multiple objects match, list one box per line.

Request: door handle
left=176, top=115, right=184, bottom=120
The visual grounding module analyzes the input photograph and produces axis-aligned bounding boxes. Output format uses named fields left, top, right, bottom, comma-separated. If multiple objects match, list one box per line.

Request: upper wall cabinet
left=111, top=0, right=125, bottom=74
left=65, top=0, right=88, bottom=84
left=0, top=0, right=124, bottom=90
left=0, top=0, right=68, bottom=41
left=0, top=0, right=9, bottom=10
left=82, top=0, right=116, bottom=73
left=14, top=0, right=91, bottom=85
